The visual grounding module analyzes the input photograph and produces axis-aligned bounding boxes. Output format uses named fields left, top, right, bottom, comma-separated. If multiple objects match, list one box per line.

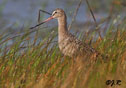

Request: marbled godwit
left=33, top=8, right=100, bottom=58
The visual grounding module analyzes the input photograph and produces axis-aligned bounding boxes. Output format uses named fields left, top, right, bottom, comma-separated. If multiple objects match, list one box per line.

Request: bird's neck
left=58, top=15, right=68, bottom=41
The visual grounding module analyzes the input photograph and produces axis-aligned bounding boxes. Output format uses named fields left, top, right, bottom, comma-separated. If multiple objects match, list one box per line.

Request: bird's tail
left=89, top=47, right=108, bottom=62
left=95, top=51, right=108, bottom=62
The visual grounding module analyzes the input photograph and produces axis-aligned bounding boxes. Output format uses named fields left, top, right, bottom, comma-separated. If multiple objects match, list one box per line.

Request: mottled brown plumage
left=45, top=8, right=100, bottom=58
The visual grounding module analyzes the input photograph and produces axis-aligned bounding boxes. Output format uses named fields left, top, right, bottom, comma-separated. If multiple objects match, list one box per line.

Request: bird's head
left=42, top=8, right=65, bottom=23
left=51, top=8, right=65, bottom=19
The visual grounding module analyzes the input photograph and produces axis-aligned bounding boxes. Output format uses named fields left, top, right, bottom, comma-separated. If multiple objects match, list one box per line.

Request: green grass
left=0, top=20, right=126, bottom=88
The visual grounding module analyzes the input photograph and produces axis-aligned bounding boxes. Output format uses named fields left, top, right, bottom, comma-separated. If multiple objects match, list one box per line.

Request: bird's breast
left=58, top=37, right=80, bottom=57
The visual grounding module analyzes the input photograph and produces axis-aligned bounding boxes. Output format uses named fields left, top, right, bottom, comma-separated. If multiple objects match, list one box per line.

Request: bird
left=31, top=8, right=101, bottom=58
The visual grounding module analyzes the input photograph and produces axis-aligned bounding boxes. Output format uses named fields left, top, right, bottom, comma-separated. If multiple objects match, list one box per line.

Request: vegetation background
left=0, top=0, right=126, bottom=88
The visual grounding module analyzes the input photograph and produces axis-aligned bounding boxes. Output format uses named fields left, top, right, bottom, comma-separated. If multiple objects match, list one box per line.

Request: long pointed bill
left=30, top=16, right=54, bottom=29
left=43, top=16, right=54, bottom=23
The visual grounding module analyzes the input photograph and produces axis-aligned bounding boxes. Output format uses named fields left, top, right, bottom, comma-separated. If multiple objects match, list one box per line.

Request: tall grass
left=0, top=19, right=126, bottom=88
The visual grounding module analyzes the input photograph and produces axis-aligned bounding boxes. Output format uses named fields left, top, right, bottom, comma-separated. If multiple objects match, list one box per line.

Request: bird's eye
left=52, top=11, right=57, bottom=16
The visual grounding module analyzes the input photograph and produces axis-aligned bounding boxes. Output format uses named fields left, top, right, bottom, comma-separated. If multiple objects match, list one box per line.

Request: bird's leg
left=72, top=58, right=76, bottom=67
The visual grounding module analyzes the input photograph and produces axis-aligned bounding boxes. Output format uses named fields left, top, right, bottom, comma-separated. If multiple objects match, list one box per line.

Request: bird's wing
left=68, top=33, right=97, bottom=54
